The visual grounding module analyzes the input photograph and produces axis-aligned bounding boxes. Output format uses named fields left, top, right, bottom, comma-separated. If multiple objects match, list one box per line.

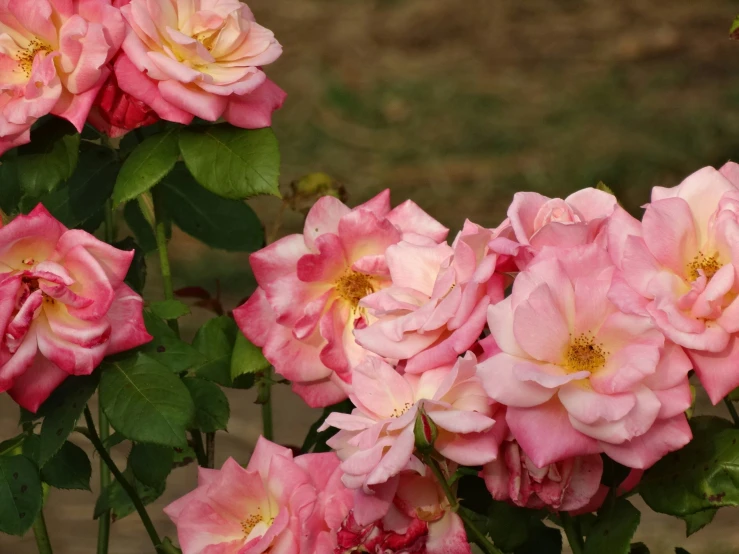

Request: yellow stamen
left=17, top=39, right=50, bottom=77
left=687, top=251, right=722, bottom=282
left=335, top=271, right=376, bottom=308
left=390, top=402, right=412, bottom=418
left=565, top=334, right=608, bottom=373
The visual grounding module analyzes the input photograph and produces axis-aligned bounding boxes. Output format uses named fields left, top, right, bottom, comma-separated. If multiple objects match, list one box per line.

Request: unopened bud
left=414, top=406, right=438, bottom=453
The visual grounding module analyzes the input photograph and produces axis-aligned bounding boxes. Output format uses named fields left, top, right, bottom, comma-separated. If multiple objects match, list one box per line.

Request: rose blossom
left=495, top=188, right=620, bottom=269
left=321, top=353, right=499, bottom=492
left=477, top=243, right=693, bottom=469
left=355, top=220, right=507, bottom=374
left=0, top=205, right=151, bottom=412
left=481, top=409, right=606, bottom=513
left=87, top=64, right=159, bottom=138
left=336, top=468, right=471, bottom=554
left=608, top=162, right=739, bottom=404
left=164, top=437, right=353, bottom=554
left=115, top=0, right=286, bottom=128
left=234, top=191, right=447, bottom=408
left=0, top=0, right=126, bottom=154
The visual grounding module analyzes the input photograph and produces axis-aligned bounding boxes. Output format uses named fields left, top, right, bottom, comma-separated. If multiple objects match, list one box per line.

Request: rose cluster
left=0, top=0, right=284, bottom=153
left=165, top=162, right=739, bottom=553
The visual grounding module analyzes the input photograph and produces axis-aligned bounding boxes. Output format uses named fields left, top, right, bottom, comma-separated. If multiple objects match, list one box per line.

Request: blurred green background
left=4, top=0, right=739, bottom=552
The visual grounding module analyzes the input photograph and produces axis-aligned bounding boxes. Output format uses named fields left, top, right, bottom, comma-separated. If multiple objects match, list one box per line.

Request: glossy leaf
left=191, top=316, right=239, bottom=386
left=640, top=416, right=739, bottom=516
left=94, top=467, right=165, bottom=522
left=38, top=144, right=118, bottom=228
left=41, top=441, right=92, bottom=491
left=114, top=237, right=147, bottom=294
left=123, top=200, right=157, bottom=254
left=129, top=443, right=174, bottom=488
left=113, top=129, right=180, bottom=207
left=682, top=508, right=716, bottom=537
left=0, top=455, right=43, bottom=536
left=37, top=373, right=99, bottom=467
left=160, top=166, right=264, bottom=251
left=183, top=377, right=230, bottom=433
left=178, top=126, right=280, bottom=199
left=100, top=354, right=195, bottom=447
left=231, top=333, right=269, bottom=381
left=16, top=118, right=80, bottom=198
left=140, top=310, right=207, bottom=373
left=149, top=300, right=190, bottom=320
left=583, top=498, right=640, bottom=554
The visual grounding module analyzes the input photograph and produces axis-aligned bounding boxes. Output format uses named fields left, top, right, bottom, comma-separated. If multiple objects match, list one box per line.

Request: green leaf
left=183, top=377, right=230, bottom=433
left=301, top=400, right=353, bottom=454
left=0, top=455, right=43, bottom=536
left=94, top=467, right=165, bottom=522
left=675, top=549, right=691, bottom=554
left=100, top=354, right=195, bottom=447
left=731, top=16, right=739, bottom=39
left=640, top=416, right=739, bottom=516
left=515, top=525, right=562, bottom=554
left=129, top=443, right=173, bottom=488
left=41, top=441, right=91, bottom=491
left=38, top=144, right=118, bottom=228
left=231, top=333, right=269, bottom=381
left=16, top=118, right=80, bottom=198
left=160, top=166, right=265, bottom=251
left=113, top=129, right=180, bottom=207
left=114, top=237, right=147, bottom=294
left=173, top=444, right=197, bottom=468
left=37, top=373, right=99, bottom=467
left=149, top=300, right=190, bottom=320
left=140, top=310, right=207, bottom=372
left=0, top=434, right=26, bottom=457
left=630, top=543, right=650, bottom=554
left=123, top=200, right=157, bottom=254
left=682, top=508, right=716, bottom=537
left=0, top=150, right=21, bottom=214
left=191, top=316, right=238, bottom=386
left=584, top=498, right=640, bottom=554
left=178, top=126, right=281, bottom=199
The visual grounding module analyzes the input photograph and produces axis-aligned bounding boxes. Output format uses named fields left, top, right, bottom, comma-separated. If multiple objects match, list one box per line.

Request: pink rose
left=477, top=243, right=693, bottom=469
left=355, top=221, right=507, bottom=373
left=115, top=0, right=286, bottom=127
left=481, top=410, right=606, bottom=513
left=503, top=188, right=619, bottom=268
left=608, top=162, right=739, bottom=404
left=164, top=437, right=353, bottom=554
left=0, top=205, right=151, bottom=412
left=0, top=0, right=126, bottom=154
left=87, top=63, right=159, bottom=138
left=234, top=191, right=447, bottom=408
left=337, top=468, right=471, bottom=554
left=322, top=353, right=500, bottom=492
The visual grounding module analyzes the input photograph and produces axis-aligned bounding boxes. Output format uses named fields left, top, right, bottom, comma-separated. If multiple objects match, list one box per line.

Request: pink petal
left=158, top=79, right=228, bottom=121
left=688, top=335, right=739, bottom=405
left=478, top=354, right=556, bottom=408
left=233, top=288, right=273, bottom=347
left=386, top=200, right=448, bottom=243
left=507, top=400, right=601, bottom=467
left=601, top=415, right=692, bottom=469
left=512, top=284, right=570, bottom=364
left=436, top=428, right=501, bottom=466
left=558, top=385, right=636, bottom=425
left=291, top=376, right=348, bottom=409
left=565, top=188, right=618, bottom=221
left=303, top=196, right=351, bottom=251
left=7, top=355, right=67, bottom=413
left=558, top=454, right=605, bottom=512
left=355, top=189, right=391, bottom=217
left=508, top=192, right=549, bottom=245
left=350, top=357, right=414, bottom=419
left=426, top=512, right=472, bottom=554
left=105, top=284, right=152, bottom=354
left=223, top=78, right=287, bottom=130
left=641, top=198, right=698, bottom=276
left=52, top=230, right=133, bottom=288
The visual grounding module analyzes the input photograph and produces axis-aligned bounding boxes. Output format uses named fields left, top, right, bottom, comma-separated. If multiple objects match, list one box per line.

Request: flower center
left=335, top=271, right=376, bottom=308
left=16, top=39, right=50, bottom=77
left=687, top=251, right=722, bottom=282
left=564, top=334, right=607, bottom=373
left=240, top=509, right=273, bottom=537
left=390, top=402, right=412, bottom=418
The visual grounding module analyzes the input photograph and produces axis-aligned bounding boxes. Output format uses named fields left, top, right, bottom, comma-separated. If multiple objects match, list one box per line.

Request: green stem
left=424, top=456, right=503, bottom=554
left=725, top=398, right=739, bottom=427
left=84, top=407, right=162, bottom=551
left=98, top=200, right=114, bottom=554
left=190, top=431, right=208, bottom=468
left=258, top=369, right=273, bottom=441
left=560, top=512, right=585, bottom=554
left=32, top=510, right=53, bottom=554
left=152, top=189, right=179, bottom=335
left=206, top=432, right=215, bottom=469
